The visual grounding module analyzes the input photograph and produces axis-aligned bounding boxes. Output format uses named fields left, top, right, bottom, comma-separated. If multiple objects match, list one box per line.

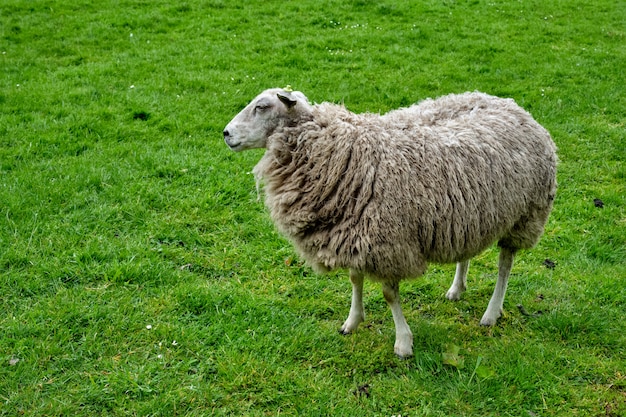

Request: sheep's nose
left=223, top=130, right=230, bottom=138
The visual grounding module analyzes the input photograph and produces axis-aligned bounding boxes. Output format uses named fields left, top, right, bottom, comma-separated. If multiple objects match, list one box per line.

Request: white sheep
left=224, top=88, right=557, bottom=358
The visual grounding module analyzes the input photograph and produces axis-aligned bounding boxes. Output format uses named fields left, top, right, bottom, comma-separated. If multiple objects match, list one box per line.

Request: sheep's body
left=224, top=88, right=557, bottom=358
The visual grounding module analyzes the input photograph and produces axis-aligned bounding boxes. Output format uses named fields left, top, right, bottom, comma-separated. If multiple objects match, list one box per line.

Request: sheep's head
left=223, top=88, right=312, bottom=151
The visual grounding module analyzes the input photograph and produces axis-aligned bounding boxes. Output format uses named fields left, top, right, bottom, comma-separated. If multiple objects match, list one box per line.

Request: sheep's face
left=224, top=88, right=311, bottom=151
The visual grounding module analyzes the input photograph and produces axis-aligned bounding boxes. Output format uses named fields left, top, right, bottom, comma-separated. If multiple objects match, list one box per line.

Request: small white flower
left=146, top=324, right=152, bottom=330
left=157, top=354, right=163, bottom=359
left=130, top=85, right=135, bottom=89
left=172, top=340, right=178, bottom=346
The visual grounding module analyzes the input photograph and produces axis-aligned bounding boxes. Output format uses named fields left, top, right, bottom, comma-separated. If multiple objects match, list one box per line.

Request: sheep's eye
left=255, top=102, right=270, bottom=112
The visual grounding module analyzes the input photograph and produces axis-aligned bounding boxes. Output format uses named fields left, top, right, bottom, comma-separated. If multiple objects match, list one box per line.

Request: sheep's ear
left=277, top=91, right=298, bottom=108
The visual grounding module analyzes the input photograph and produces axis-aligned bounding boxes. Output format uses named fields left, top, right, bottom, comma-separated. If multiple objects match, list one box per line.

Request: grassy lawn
left=1, top=0, right=624, bottom=415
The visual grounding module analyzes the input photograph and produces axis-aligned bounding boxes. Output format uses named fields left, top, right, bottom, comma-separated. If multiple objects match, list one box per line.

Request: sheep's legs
left=480, top=247, right=517, bottom=326
left=340, top=269, right=365, bottom=334
left=382, top=281, right=413, bottom=358
left=445, top=260, right=470, bottom=301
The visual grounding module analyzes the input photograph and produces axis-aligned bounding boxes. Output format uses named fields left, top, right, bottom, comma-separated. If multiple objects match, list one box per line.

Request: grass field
left=1, top=0, right=625, bottom=415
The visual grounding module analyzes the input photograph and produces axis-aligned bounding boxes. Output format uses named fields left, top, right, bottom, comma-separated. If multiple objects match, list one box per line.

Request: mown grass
left=1, top=0, right=625, bottom=415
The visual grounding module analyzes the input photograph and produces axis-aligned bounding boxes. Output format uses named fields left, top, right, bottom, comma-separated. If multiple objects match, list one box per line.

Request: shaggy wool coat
left=253, top=92, right=557, bottom=282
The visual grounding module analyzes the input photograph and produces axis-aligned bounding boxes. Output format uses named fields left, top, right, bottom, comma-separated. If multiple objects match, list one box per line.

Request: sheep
left=223, top=88, right=557, bottom=358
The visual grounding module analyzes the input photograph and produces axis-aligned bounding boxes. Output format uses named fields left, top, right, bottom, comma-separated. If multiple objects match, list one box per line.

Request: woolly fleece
left=252, top=92, right=557, bottom=283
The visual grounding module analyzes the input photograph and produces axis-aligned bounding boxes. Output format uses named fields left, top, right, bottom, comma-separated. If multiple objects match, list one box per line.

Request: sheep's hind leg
left=340, top=269, right=365, bottom=334
left=480, top=247, right=517, bottom=326
left=446, top=260, right=470, bottom=301
left=382, top=281, right=413, bottom=358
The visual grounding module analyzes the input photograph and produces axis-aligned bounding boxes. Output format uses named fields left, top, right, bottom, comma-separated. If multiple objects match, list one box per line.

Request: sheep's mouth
left=225, top=138, right=242, bottom=150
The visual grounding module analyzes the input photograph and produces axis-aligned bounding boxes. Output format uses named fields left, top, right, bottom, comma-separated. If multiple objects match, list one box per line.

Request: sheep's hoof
left=339, top=316, right=364, bottom=335
left=338, top=327, right=351, bottom=335
left=445, top=289, right=462, bottom=301
left=394, top=346, right=414, bottom=359
left=479, top=312, right=501, bottom=326
left=339, top=323, right=355, bottom=335
left=394, top=334, right=414, bottom=359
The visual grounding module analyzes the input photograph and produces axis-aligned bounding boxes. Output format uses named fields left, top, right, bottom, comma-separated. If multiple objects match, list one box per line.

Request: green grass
left=1, top=0, right=625, bottom=415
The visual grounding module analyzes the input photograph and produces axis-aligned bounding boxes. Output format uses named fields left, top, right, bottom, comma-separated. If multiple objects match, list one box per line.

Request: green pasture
left=1, top=0, right=624, bottom=415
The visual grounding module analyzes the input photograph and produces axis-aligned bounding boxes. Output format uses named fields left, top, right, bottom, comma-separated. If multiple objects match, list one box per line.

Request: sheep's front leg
left=445, top=260, right=470, bottom=301
left=480, top=247, right=516, bottom=326
left=382, top=281, right=413, bottom=358
left=340, top=269, right=365, bottom=334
